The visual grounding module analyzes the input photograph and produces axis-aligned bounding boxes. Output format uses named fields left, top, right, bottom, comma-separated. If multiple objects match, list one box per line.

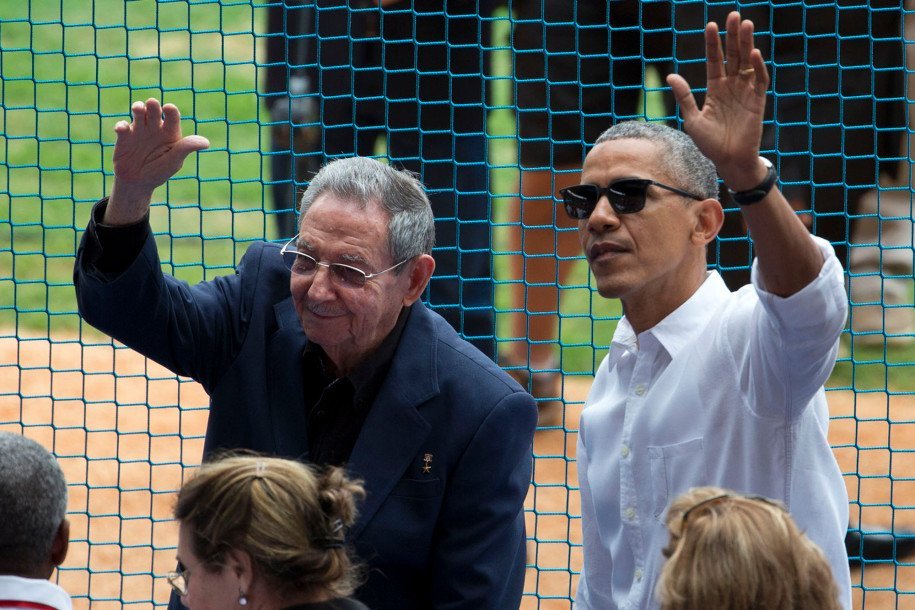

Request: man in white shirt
left=571, top=12, right=851, bottom=609
left=0, top=432, right=73, bottom=610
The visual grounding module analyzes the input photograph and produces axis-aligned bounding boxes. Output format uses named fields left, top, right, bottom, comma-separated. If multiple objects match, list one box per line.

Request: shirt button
left=634, top=384, right=646, bottom=396
left=621, top=445, right=630, bottom=458
left=625, top=507, right=636, bottom=520
left=634, top=568, right=643, bottom=582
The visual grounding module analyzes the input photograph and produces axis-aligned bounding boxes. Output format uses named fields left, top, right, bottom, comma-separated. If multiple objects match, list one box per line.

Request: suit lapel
left=266, top=297, right=310, bottom=459
left=347, top=303, right=439, bottom=538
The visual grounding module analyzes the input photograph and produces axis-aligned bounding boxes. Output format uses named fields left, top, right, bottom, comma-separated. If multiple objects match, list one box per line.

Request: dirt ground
left=2, top=333, right=913, bottom=609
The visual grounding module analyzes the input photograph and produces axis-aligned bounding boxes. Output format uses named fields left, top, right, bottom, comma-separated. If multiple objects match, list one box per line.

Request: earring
left=238, top=592, right=248, bottom=606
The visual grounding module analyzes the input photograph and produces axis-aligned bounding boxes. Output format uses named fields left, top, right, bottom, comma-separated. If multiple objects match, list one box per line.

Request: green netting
left=0, top=0, right=913, bottom=608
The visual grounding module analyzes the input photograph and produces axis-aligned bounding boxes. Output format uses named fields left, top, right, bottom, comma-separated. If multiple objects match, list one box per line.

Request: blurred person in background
left=503, top=0, right=676, bottom=418
left=0, top=431, right=72, bottom=610
left=168, top=454, right=368, bottom=610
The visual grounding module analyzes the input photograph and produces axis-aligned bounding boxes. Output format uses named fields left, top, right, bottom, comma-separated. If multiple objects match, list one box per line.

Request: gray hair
left=298, top=157, right=436, bottom=269
left=0, top=432, right=67, bottom=574
left=594, top=121, right=720, bottom=200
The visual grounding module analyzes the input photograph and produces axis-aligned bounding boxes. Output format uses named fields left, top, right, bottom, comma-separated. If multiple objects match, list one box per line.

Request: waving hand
left=105, top=98, right=210, bottom=225
left=666, top=12, right=769, bottom=192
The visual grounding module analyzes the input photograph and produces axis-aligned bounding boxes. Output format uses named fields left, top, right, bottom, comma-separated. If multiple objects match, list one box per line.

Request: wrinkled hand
left=112, top=98, right=210, bottom=195
left=666, top=12, right=769, bottom=191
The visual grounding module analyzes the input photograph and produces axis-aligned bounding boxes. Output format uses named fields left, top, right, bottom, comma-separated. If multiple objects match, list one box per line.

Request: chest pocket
left=648, top=437, right=707, bottom=523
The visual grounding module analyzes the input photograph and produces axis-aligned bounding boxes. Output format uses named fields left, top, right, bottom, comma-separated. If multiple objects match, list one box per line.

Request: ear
left=49, top=519, right=69, bottom=570
left=225, top=548, right=255, bottom=594
left=402, top=254, right=435, bottom=306
left=690, top=199, right=724, bottom=246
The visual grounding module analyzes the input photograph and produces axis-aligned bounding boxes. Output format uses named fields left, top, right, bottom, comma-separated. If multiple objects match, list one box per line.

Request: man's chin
left=593, top=278, right=628, bottom=300
left=301, top=314, right=348, bottom=339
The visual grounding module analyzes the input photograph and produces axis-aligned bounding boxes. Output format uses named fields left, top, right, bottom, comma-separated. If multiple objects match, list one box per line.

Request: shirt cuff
left=752, top=235, right=847, bottom=330
left=85, top=197, right=151, bottom=277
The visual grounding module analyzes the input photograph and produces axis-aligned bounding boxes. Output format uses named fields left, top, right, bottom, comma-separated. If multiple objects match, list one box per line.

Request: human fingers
left=161, top=103, right=183, bottom=139
left=739, top=19, right=755, bottom=67
left=724, top=11, right=741, bottom=77
left=749, top=48, right=770, bottom=91
left=145, top=98, right=163, bottom=129
left=130, top=101, right=147, bottom=134
left=704, top=20, right=725, bottom=82
left=666, top=73, right=699, bottom=123
left=173, top=135, right=211, bottom=158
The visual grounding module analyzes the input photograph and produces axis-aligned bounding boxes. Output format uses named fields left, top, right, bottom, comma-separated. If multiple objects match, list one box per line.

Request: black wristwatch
left=728, top=157, right=777, bottom=206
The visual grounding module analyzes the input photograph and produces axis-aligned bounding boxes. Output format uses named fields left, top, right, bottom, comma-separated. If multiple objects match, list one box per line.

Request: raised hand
left=105, top=98, right=209, bottom=225
left=666, top=12, right=769, bottom=192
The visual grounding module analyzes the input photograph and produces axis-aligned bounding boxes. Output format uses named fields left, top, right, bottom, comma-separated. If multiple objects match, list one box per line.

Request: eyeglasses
left=280, top=236, right=410, bottom=288
left=663, top=492, right=788, bottom=558
left=166, top=555, right=217, bottom=597
left=560, top=179, right=704, bottom=219
left=677, top=492, right=787, bottom=534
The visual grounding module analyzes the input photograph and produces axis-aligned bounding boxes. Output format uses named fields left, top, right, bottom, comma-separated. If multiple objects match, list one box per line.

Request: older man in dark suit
left=73, top=99, right=537, bottom=610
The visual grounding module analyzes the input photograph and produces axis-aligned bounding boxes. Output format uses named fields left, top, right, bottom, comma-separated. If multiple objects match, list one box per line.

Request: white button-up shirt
left=0, top=575, right=73, bottom=610
left=575, top=237, right=851, bottom=610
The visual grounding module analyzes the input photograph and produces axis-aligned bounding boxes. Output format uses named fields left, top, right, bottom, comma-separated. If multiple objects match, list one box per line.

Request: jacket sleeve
left=73, top=212, right=272, bottom=392
left=429, top=390, right=537, bottom=609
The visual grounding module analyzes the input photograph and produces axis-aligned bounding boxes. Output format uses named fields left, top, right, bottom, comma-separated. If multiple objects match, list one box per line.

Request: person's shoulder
left=229, top=240, right=292, bottom=307
left=238, top=240, right=283, bottom=266
left=235, top=240, right=289, bottom=282
left=413, top=306, right=532, bottom=404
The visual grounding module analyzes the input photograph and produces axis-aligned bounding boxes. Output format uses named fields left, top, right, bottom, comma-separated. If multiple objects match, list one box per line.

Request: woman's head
left=656, top=486, right=841, bottom=610
left=171, top=454, right=364, bottom=609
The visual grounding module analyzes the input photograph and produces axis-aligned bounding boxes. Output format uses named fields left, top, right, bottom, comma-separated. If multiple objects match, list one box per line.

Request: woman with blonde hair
left=657, top=486, right=841, bottom=610
left=167, top=454, right=368, bottom=610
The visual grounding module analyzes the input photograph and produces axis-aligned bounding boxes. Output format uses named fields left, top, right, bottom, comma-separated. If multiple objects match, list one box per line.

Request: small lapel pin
left=422, top=453, right=433, bottom=474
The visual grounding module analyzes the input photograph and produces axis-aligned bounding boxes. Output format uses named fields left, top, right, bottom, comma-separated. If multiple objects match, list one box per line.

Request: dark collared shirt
left=86, top=198, right=409, bottom=467
left=303, top=307, right=408, bottom=466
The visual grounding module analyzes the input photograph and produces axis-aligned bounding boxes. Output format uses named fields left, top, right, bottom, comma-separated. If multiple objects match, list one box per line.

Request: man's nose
left=306, top=264, right=336, bottom=299
left=585, top=195, right=621, bottom=233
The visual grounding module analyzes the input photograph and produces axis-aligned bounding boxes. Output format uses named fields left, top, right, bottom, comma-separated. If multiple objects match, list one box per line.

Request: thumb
left=666, top=73, right=699, bottom=123
left=172, top=135, right=210, bottom=160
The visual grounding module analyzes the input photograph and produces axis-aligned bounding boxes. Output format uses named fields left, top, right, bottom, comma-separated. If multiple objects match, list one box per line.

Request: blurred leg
left=505, top=169, right=580, bottom=382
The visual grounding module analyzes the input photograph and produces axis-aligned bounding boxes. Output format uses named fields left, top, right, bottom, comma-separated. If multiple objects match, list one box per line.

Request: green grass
left=1, top=1, right=911, bottom=390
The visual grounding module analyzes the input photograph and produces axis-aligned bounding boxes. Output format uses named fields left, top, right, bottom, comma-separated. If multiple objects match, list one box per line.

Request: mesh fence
left=0, top=0, right=913, bottom=608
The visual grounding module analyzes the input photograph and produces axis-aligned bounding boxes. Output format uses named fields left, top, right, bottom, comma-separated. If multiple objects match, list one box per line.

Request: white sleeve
left=742, top=235, right=848, bottom=417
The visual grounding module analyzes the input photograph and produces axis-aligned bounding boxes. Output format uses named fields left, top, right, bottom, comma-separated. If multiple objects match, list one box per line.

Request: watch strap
left=728, top=158, right=777, bottom=206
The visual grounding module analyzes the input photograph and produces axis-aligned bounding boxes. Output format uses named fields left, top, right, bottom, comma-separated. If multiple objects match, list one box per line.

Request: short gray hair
left=594, top=121, right=719, bottom=200
left=0, top=432, right=67, bottom=574
left=298, top=157, right=436, bottom=269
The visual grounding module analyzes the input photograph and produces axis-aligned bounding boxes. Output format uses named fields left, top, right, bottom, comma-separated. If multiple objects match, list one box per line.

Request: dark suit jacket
left=74, top=222, right=537, bottom=610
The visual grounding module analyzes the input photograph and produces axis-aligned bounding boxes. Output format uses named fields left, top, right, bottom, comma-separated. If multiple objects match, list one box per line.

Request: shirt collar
left=609, top=271, right=730, bottom=362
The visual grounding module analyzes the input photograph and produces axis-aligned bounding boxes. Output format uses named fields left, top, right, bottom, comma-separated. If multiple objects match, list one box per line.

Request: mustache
left=587, top=240, right=628, bottom=262
left=305, top=302, right=347, bottom=317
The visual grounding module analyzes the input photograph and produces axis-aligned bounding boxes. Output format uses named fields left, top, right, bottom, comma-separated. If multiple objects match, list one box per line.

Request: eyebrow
left=339, top=252, right=370, bottom=267
left=296, top=240, right=371, bottom=267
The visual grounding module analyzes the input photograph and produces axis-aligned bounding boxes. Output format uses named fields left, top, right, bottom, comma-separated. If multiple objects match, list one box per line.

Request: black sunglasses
left=560, top=179, right=705, bottom=219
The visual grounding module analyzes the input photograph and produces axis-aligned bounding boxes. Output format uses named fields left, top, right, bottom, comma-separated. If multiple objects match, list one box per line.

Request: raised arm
left=667, top=12, right=824, bottom=297
left=104, top=98, right=210, bottom=226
